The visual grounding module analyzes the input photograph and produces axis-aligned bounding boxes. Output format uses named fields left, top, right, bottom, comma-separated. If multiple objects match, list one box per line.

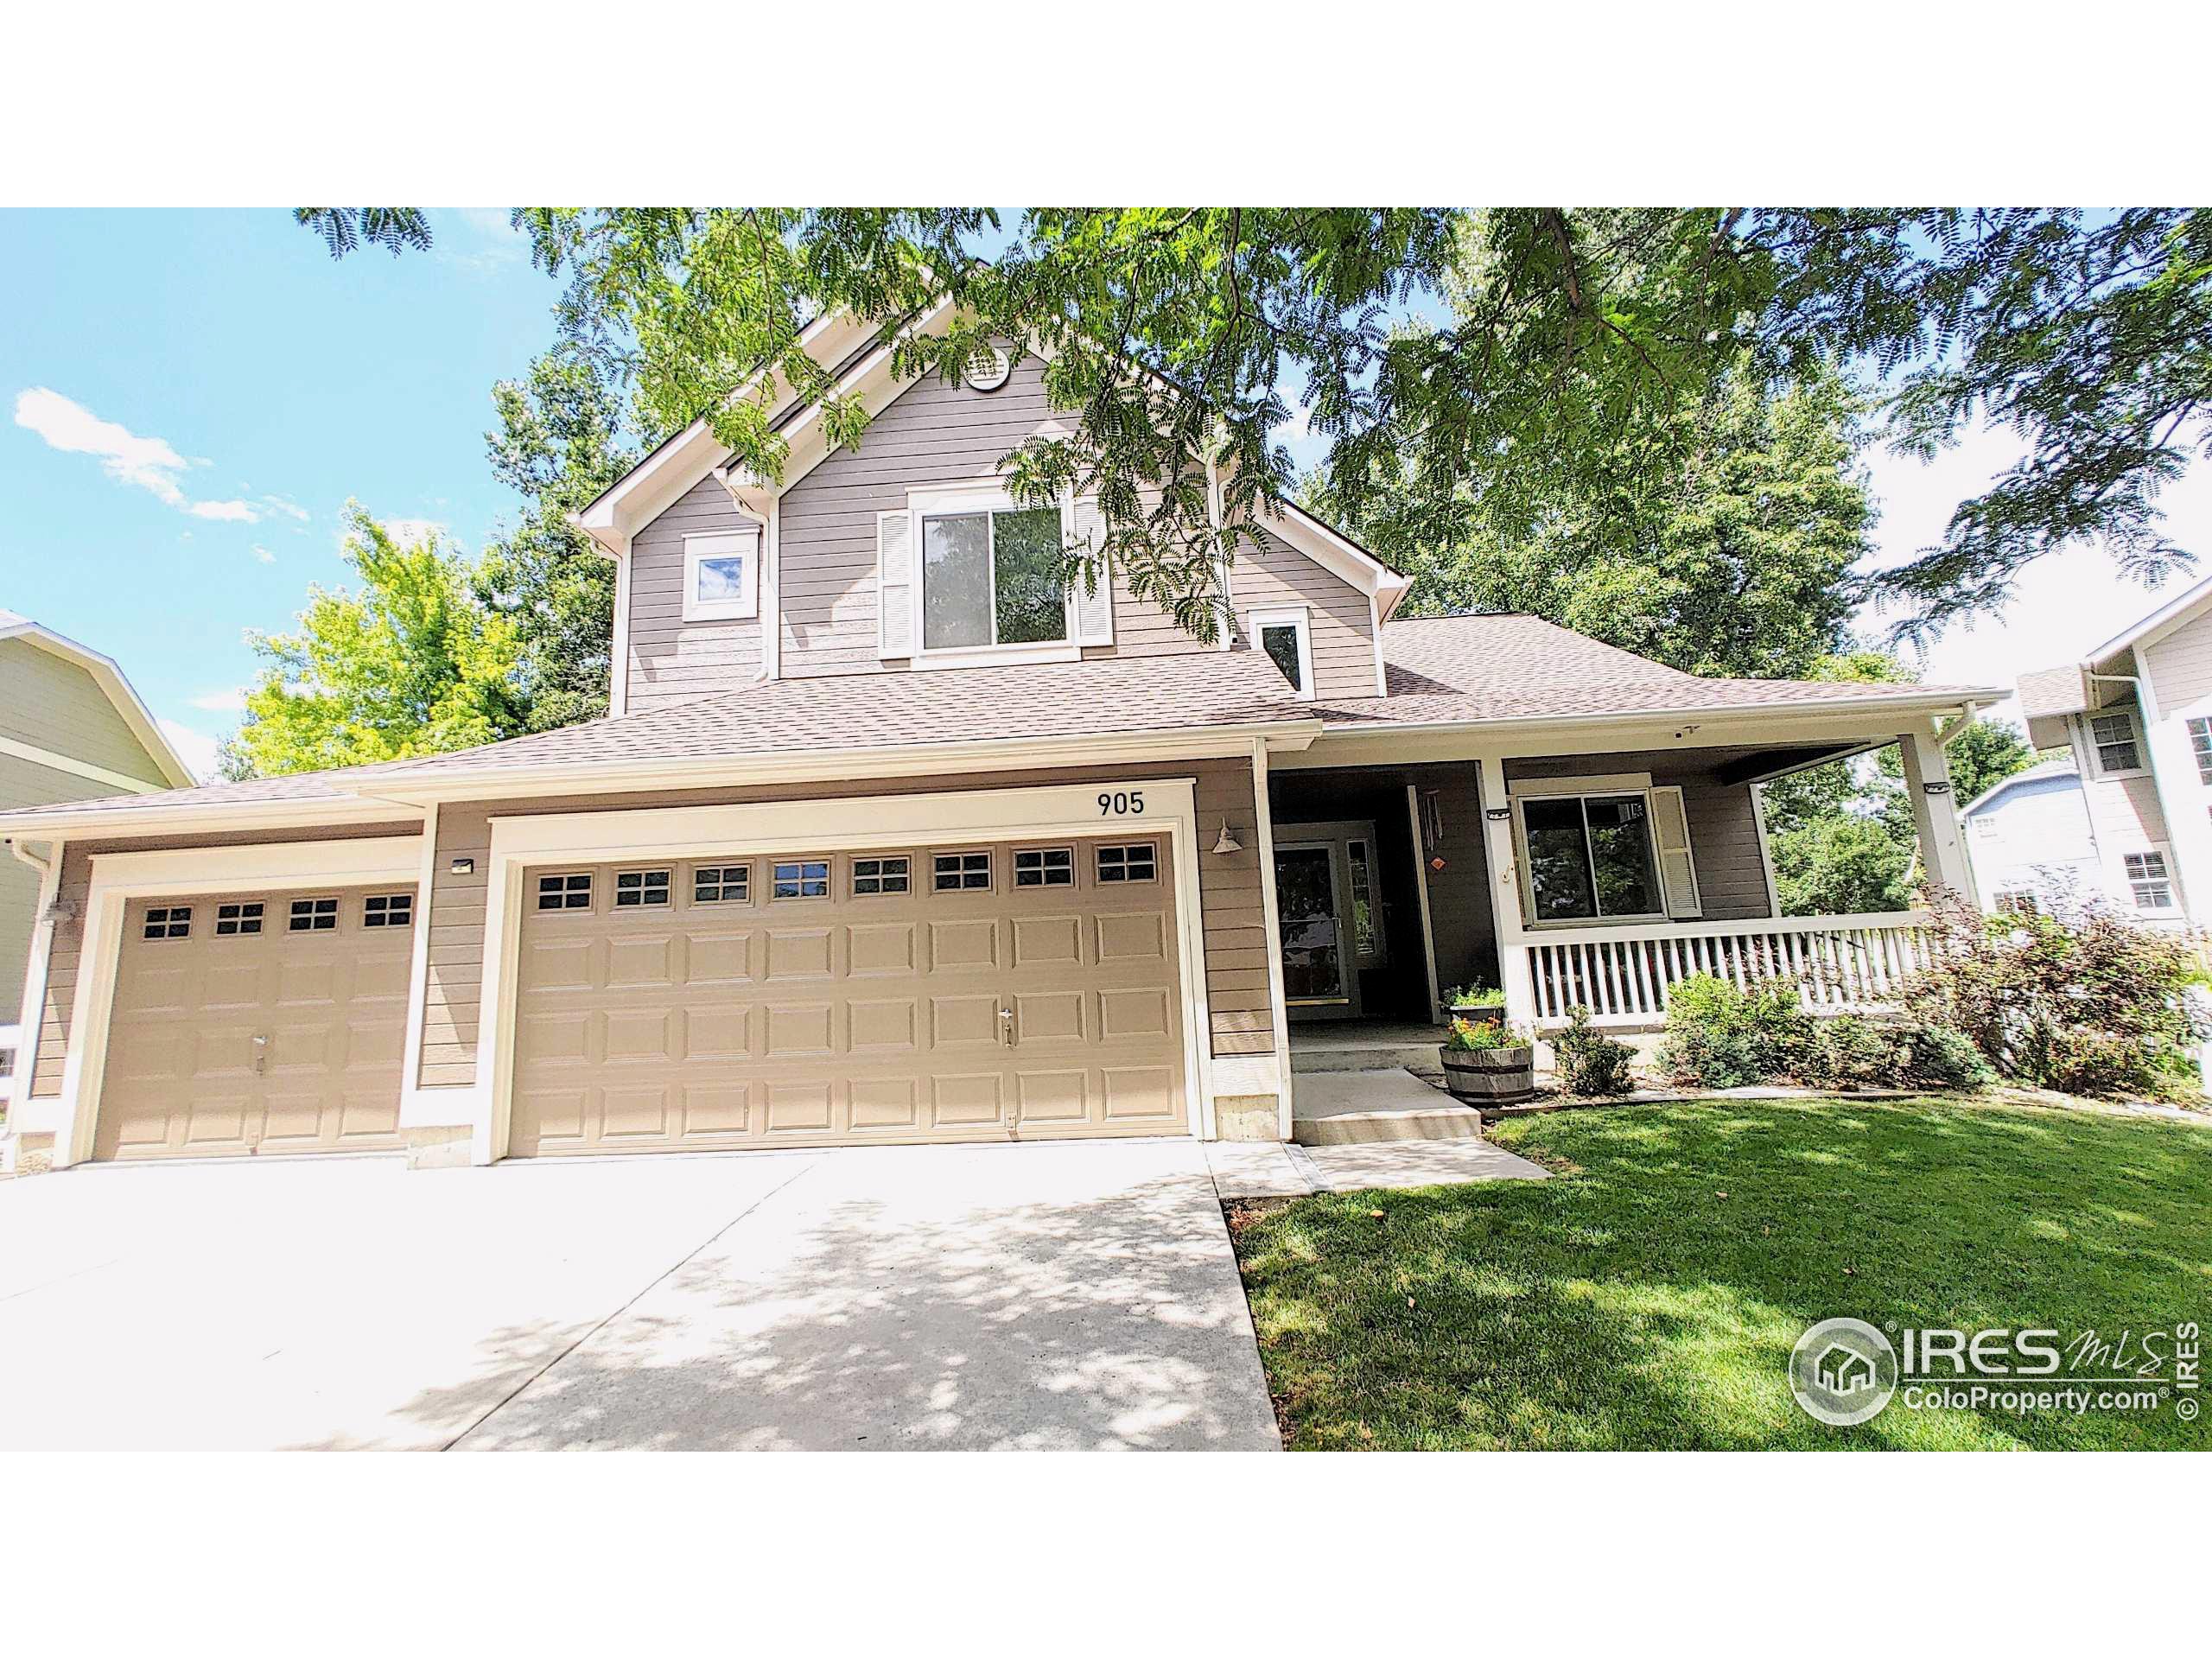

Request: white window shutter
left=1071, top=497, right=1114, bottom=647
left=877, top=510, right=913, bottom=659
left=1648, top=785, right=1703, bottom=918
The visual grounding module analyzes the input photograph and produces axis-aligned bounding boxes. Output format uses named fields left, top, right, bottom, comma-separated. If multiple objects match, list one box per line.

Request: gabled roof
left=0, top=608, right=195, bottom=788
left=1960, top=755, right=2079, bottom=818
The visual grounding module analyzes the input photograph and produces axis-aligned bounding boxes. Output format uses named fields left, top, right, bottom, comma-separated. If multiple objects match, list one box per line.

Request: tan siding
left=1227, top=531, right=1377, bottom=701
left=2, top=756, right=127, bottom=1016
left=1414, top=762, right=1497, bottom=993
left=27, top=822, right=422, bottom=1101
left=626, top=475, right=763, bottom=712
left=2143, top=610, right=2212, bottom=711
left=0, top=638, right=168, bottom=783
left=416, top=756, right=1271, bottom=1090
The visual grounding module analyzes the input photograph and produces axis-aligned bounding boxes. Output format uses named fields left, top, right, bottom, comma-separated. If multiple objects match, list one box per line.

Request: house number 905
left=1097, top=790, right=1145, bottom=816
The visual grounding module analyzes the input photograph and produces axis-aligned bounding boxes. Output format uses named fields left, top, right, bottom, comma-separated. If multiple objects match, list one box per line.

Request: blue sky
left=3, top=208, right=2204, bottom=774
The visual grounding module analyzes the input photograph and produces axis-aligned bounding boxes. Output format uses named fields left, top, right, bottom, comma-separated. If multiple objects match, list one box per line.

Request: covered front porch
left=1262, top=708, right=1974, bottom=1039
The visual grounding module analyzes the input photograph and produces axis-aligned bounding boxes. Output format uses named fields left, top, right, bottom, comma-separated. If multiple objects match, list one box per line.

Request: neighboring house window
left=1973, top=813, right=1999, bottom=837
left=771, top=860, right=830, bottom=899
left=362, top=893, right=412, bottom=928
left=683, top=530, right=760, bottom=623
left=851, top=855, right=910, bottom=896
left=1096, top=842, right=1157, bottom=883
left=143, top=905, right=191, bottom=941
left=2088, top=709, right=2144, bottom=774
left=693, top=865, right=749, bottom=905
left=214, top=901, right=264, bottom=937
left=2124, top=851, right=2176, bottom=911
left=1516, top=793, right=1664, bottom=923
left=1249, top=605, right=1315, bottom=702
left=1994, top=890, right=2039, bottom=917
left=2190, top=716, right=2212, bottom=785
left=933, top=851, right=992, bottom=892
left=537, top=873, right=593, bottom=912
left=919, top=503, right=1066, bottom=651
left=289, top=897, right=338, bottom=932
left=1014, top=847, right=1074, bottom=888
left=614, top=869, right=671, bottom=907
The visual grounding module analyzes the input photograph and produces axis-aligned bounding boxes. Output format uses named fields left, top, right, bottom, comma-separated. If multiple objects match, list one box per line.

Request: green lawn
left=1232, top=1097, right=2212, bottom=1450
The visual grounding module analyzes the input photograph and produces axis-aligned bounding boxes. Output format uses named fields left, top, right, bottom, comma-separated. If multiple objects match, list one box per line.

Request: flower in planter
left=1444, top=1015, right=1532, bottom=1052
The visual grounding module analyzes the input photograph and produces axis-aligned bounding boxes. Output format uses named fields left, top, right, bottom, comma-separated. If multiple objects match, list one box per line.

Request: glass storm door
left=1274, top=842, right=1358, bottom=1016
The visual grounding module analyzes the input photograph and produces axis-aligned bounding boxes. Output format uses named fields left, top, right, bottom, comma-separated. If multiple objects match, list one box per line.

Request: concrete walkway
left=1207, top=1135, right=1549, bottom=1199
left=0, top=1140, right=1278, bottom=1452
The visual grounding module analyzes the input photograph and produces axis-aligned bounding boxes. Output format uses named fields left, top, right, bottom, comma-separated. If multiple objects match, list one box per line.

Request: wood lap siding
left=413, top=758, right=1274, bottom=1093
left=1227, top=531, right=1377, bottom=701
left=0, top=639, right=168, bottom=782
left=626, top=475, right=762, bottom=712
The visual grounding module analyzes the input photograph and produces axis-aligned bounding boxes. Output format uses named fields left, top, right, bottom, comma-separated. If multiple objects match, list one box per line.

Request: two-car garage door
left=508, top=836, right=1187, bottom=1155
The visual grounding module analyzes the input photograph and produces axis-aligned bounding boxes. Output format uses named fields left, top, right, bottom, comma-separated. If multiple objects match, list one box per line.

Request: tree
left=474, top=354, right=639, bottom=732
left=300, top=207, right=2212, bottom=639
left=1355, top=359, right=1872, bottom=679
left=223, top=505, right=525, bottom=777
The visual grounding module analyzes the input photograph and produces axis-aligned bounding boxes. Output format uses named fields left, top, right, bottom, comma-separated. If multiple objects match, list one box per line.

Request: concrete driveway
left=0, top=1140, right=1280, bottom=1451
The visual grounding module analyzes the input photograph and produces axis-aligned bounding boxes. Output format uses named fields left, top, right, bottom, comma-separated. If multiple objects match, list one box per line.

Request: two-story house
left=0, top=310, right=1999, bottom=1173
left=2015, top=575, right=2212, bottom=931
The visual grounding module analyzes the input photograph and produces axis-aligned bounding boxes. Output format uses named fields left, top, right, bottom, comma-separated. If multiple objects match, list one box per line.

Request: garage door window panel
left=1096, top=842, right=1157, bottom=883
left=214, top=902, right=264, bottom=937
left=692, top=864, right=750, bottom=905
left=537, top=873, right=593, bottom=911
left=934, top=850, right=992, bottom=892
left=143, top=905, right=191, bottom=940
left=1014, top=846, right=1074, bottom=888
left=615, top=869, right=672, bottom=907
left=362, top=893, right=412, bottom=928
left=851, top=855, right=911, bottom=896
left=772, top=860, right=830, bottom=899
left=289, top=897, right=339, bottom=932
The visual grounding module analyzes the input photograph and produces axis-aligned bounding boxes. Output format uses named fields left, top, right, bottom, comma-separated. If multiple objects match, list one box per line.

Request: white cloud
left=251, top=544, right=275, bottom=564
left=188, top=688, right=246, bottom=713
left=259, top=494, right=310, bottom=523
left=437, top=207, right=524, bottom=275
left=157, top=717, right=220, bottom=783
left=14, top=387, right=261, bottom=524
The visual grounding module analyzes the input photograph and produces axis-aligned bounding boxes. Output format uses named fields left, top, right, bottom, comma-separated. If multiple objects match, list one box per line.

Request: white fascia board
left=3, top=625, right=194, bottom=788
left=0, top=795, right=420, bottom=841
left=1260, top=499, right=1409, bottom=610
left=2081, top=569, right=2212, bottom=670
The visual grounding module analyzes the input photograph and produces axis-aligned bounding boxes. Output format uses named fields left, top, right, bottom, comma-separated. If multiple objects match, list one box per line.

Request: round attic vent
left=963, top=345, right=1011, bottom=392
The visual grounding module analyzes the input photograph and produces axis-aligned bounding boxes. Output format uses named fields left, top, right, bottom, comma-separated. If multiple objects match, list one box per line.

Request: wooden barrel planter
left=1440, top=1043, right=1536, bottom=1105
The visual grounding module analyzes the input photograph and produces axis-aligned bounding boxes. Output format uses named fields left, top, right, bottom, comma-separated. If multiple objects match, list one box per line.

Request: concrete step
left=1290, top=1066, right=1487, bottom=1146
left=1291, top=1040, right=1448, bottom=1075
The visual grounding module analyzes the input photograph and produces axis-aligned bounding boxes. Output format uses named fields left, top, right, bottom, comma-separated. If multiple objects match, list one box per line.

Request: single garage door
left=510, top=836, right=1187, bottom=1155
left=95, top=885, right=416, bottom=1160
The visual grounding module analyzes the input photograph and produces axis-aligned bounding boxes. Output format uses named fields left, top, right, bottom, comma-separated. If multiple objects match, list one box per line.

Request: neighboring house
left=0, top=610, right=193, bottom=1109
left=2017, top=574, right=2212, bottom=933
left=1960, top=759, right=2113, bottom=919
left=0, top=313, right=1999, bottom=1173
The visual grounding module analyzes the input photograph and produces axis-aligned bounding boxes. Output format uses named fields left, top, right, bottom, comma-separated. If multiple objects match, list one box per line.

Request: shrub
left=1444, top=1015, right=1530, bottom=1052
left=1903, top=888, right=2210, bottom=1102
left=1902, top=1022, right=1995, bottom=1090
left=1444, top=984, right=1506, bottom=1013
left=1797, top=1014, right=1901, bottom=1091
left=1554, top=1006, right=1636, bottom=1096
left=1655, top=973, right=1812, bottom=1089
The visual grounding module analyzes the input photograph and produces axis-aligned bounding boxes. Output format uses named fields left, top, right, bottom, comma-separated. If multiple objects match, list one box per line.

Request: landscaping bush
left=1654, top=973, right=1812, bottom=1088
left=1553, top=1006, right=1636, bottom=1096
left=1902, top=1021, right=1996, bottom=1090
left=1798, top=1014, right=1903, bottom=1091
left=1903, top=888, right=2210, bottom=1102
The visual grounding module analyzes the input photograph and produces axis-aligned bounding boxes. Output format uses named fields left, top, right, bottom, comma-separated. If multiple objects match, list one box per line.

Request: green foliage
left=1444, top=984, right=1505, bottom=1012
left=1553, top=1006, right=1636, bottom=1096
left=1655, top=974, right=1813, bottom=1089
left=474, top=354, right=639, bottom=732
left=294, top=208, right=432, bottom=258
left=225, top=505, right=526, bottom=777
left=299, top=207, right=2212, bottom=636
left=1445, top=1016, right=1529, bottom=1052
left=1904, top=888, right=2210, bottom=1102
left=1768, top=813, right=1917, bottom=918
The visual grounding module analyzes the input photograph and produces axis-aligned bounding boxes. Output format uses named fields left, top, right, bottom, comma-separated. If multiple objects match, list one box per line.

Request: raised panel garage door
left=95, top=886, right=415, bottom=1160
left=509, top=837, right=1187, bottom=1155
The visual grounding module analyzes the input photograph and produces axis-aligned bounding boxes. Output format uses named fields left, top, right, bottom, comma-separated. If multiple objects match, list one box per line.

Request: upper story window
left=2124, top=850, right=2176, bottom=912
left=683, top=530, right=760, bottom=624
left=2088, top=708, right=2144, bottom=775
left=921, top=504, right=1066, bottom=651
left=1250, top=605, right=1315, bottom=701
left=2190, top=716, right=2212, bottom=785
left=1516, top=792, right=1664, bottom=923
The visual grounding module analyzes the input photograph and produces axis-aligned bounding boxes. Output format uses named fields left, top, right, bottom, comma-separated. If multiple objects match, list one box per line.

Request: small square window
left=214, top=901, right=264, bottom=937
left=1013, top=847, right=1074, bottom=887
left=143, top=905, right=192, bottom=941
left=772, top=860, right=830, bottom=899
left=2125, top=851, right=2174, bottom=911
left=852, top=855, right=911, bottom=896
left=289, top=897, right=339, bottom=932
left=933, top=851, right=991, bottom=892
left=362, top=893, right=413, bottom=928
left=614, top=869, right=671, bottom=907
left=693, top=865, right=749, bottom=905
left=537, top=873, right=593, bottom=912
left=1096, top=842, right=1158, bottom=883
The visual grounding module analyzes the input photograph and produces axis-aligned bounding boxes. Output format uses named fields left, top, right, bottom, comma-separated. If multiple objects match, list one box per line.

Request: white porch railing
left=1515, top=912, right=1934, bottom=1028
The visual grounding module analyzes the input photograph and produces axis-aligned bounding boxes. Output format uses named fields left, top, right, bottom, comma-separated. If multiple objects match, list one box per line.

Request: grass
left=1231, top=1096, right=2212, bottom=1450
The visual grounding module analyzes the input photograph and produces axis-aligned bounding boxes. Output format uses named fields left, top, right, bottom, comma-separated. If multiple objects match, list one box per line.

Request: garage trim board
left=52, top=836, right=425, bottom=1166
left=470, top=779, right=1214, bottom=1163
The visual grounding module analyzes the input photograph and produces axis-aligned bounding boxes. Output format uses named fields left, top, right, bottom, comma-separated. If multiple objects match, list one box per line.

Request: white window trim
left=2083, top=706, right=2149, bottom=779
left=682, top=528, right=760, bottom=623
left=906, top=485, right=1078, bottom=666
left=1509, top=786, right=1673, bottom=930
left=1249, top=604, right=1316, bottom=702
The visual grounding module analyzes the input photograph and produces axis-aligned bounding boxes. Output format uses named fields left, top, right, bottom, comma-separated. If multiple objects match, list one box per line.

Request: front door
left=1274, top=841, right=1360, bottom=1020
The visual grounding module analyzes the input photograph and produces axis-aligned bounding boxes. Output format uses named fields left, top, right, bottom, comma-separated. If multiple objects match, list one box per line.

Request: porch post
left=1897, top=724, right=1974, bottom=900
left=1475, top=756, right=1539, bottom=1030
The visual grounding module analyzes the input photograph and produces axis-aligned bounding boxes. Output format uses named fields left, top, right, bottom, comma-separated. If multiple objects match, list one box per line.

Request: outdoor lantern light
left=1211, top=820, right=1243, bottom=855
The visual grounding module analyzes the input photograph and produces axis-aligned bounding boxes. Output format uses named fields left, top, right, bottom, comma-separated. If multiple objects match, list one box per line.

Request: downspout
left=5, top=836, right=60, bottom=1109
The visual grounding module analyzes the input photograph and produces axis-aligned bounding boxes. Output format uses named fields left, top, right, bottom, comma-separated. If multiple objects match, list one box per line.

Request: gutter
left=1312, top=688, right=2005, bottom=744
